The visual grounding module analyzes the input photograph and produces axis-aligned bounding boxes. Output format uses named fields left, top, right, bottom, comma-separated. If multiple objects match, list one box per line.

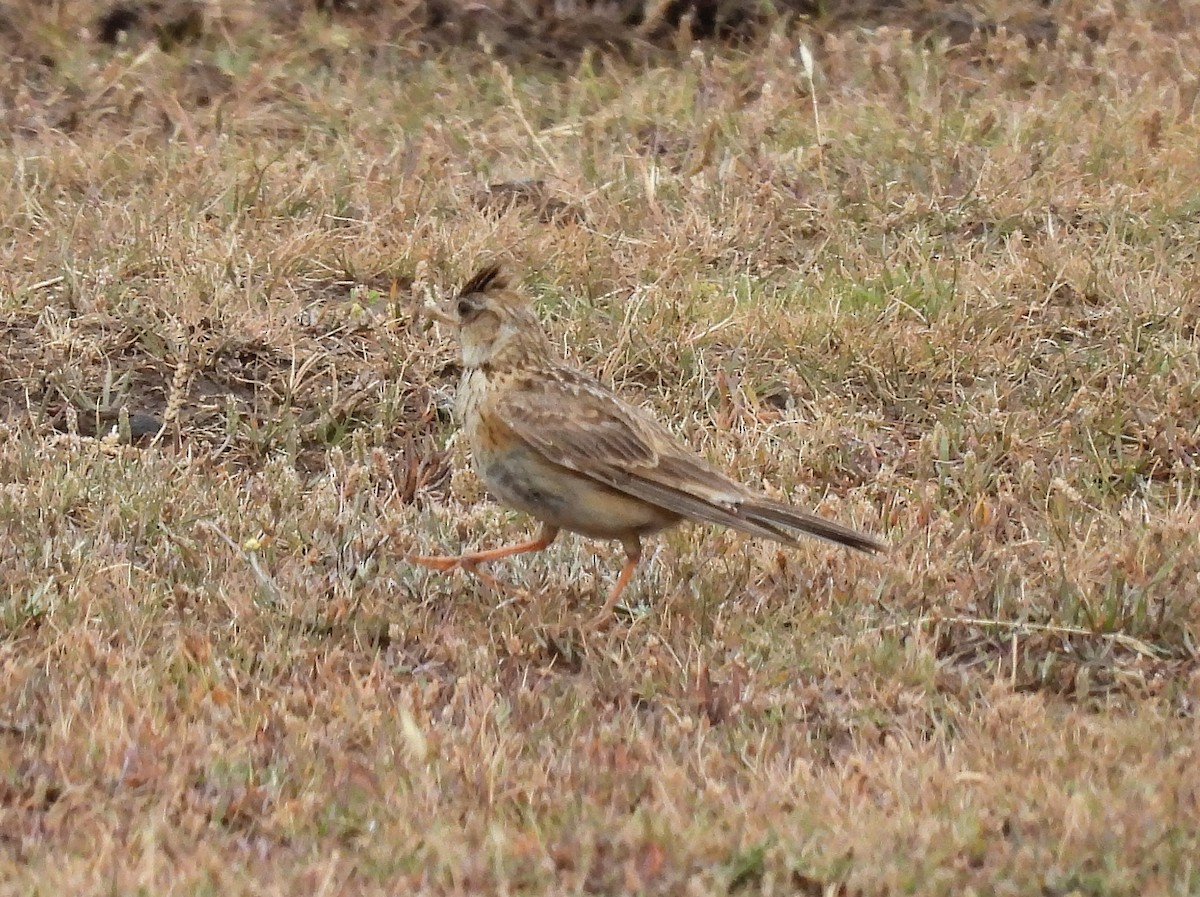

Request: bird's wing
left=495, top=369, right=870, bottom=548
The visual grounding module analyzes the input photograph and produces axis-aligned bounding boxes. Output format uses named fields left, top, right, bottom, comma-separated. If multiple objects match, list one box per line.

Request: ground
left=0, top=1, right=1198, bottom=894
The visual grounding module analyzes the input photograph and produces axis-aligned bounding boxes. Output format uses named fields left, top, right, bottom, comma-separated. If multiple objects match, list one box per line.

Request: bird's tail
left=740, top=499, right=885, bottom=553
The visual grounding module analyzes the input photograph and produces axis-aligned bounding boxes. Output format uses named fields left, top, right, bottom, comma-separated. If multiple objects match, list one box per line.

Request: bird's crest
left=459, top=264, right=508, bottom=298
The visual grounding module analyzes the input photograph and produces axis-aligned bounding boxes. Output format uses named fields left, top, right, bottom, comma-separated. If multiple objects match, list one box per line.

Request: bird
left=409, top=264, right=885, bottom=626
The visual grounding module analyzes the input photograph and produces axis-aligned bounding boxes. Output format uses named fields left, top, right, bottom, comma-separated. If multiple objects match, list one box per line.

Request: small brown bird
left=411, top=265, right=884, bottom=624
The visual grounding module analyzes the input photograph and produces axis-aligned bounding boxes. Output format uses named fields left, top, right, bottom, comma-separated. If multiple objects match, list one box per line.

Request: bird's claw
left=407, top=552, right=525, bottom=596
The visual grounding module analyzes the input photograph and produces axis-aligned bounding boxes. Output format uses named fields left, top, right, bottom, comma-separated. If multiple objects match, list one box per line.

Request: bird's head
left=428, top=264, right=551, bottom=369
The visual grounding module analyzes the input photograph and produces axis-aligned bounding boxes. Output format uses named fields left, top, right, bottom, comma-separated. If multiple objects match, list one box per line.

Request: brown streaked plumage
left=410, top=264, right=885, bottom=625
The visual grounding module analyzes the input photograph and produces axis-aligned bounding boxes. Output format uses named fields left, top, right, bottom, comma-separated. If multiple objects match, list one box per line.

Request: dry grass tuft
left=1, top=0, right=1199, bottom=894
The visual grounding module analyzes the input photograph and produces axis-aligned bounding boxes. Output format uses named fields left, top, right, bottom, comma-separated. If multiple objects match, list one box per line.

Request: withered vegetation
left=0, top=0, right=1198, bottom=894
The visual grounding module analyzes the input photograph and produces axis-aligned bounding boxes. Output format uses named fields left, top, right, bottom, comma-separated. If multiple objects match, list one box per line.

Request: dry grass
left=2, top=1, right=1199, bottom=894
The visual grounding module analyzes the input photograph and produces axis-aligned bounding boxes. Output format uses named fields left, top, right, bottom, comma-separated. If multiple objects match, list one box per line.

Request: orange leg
left=408, top=524, right=559, bottom=593
left=587, top=538, right=643, bottom=629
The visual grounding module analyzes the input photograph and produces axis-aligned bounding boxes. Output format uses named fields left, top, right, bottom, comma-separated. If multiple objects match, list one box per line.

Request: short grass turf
left=0, top=1, right=1198, bottom=894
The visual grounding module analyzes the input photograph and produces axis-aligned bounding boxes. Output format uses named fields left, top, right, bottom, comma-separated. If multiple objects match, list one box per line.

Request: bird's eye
left=457, top=297, right=482, bottom=320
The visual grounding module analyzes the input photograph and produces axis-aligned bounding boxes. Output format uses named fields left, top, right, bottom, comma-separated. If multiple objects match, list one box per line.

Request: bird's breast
left=457, top=370, right=679, bottom=539
left=456, top=368, right=488, bottom=425
left=472, top=439, right=680, bottom=540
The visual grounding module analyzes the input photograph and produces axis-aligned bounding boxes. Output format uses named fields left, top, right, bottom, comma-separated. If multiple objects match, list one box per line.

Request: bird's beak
left=423, top=299, right=456, bottom=327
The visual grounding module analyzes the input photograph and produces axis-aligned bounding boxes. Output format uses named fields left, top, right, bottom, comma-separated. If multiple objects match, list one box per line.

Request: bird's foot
left=583, top=610, right=615, bottom=632
left=407, top=552, right=525, bottom=596
left=406, top=552, right=462, bottom=573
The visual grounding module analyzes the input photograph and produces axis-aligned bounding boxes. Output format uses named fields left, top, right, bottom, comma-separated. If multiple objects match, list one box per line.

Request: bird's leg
left=587, top=537, right=643, bottom=628
left=408, top=524, right=559, bottom=594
